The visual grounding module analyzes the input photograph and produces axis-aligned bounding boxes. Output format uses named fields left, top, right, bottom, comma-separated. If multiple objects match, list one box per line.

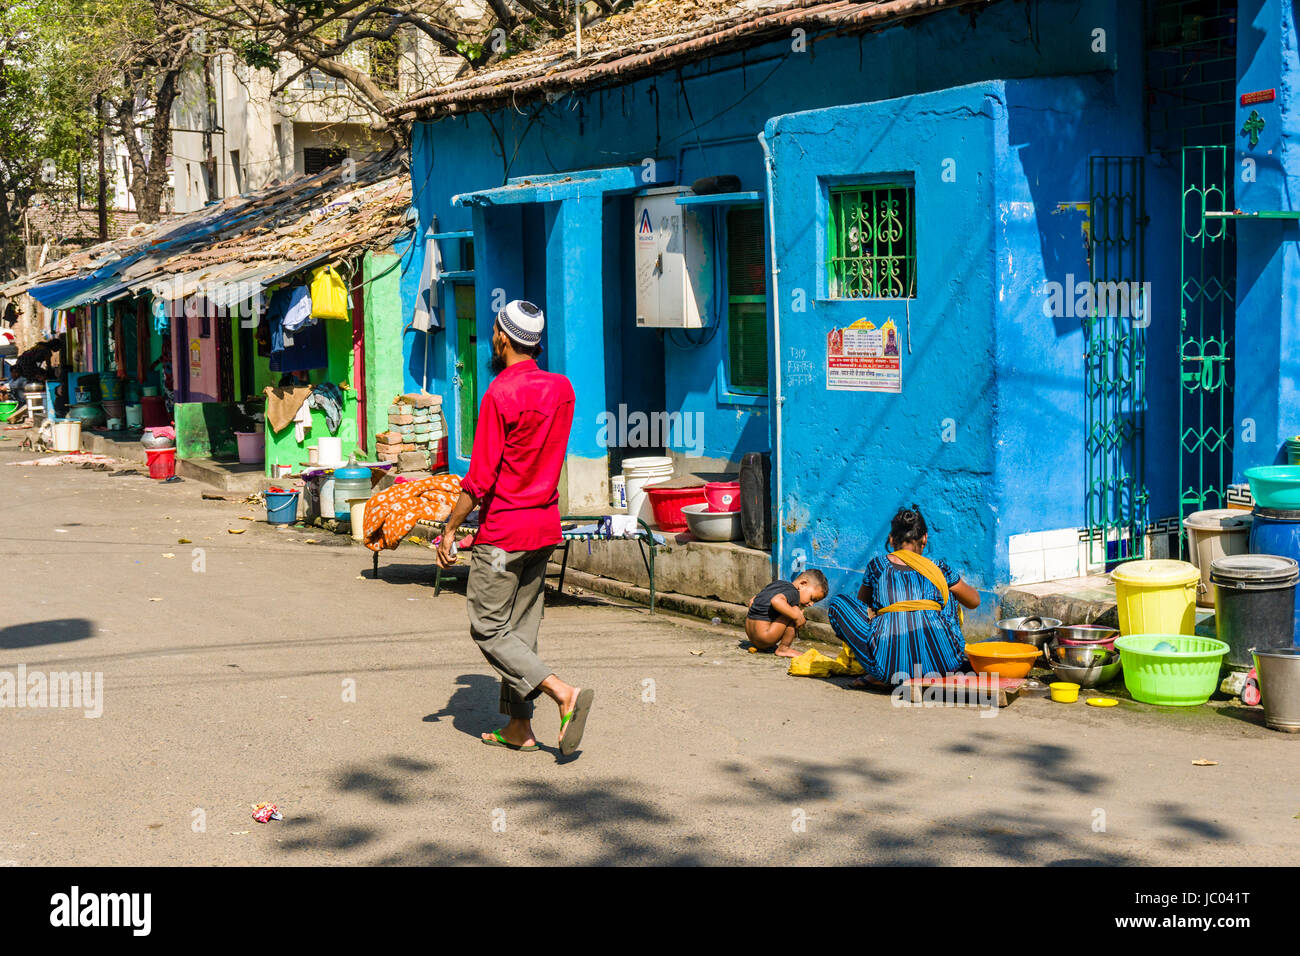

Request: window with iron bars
left=827, top=184, right=917, bottom=299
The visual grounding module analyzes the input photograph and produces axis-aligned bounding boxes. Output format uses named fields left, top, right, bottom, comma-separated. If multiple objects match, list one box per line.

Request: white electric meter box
left=634, top=189, right=711, bottom=328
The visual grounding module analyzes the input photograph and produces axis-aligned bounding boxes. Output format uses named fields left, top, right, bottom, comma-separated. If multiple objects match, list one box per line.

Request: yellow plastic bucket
left=1110, top=559, right=1199, bottom=635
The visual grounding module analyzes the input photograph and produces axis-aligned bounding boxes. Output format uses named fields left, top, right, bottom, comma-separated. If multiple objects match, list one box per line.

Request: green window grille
left=828, top=184, right=917, bottom=299
left=726, top=206, right=768, bottom=392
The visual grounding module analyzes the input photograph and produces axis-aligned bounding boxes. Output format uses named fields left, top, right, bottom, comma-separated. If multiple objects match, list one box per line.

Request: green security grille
left=828, top=184, right=916, bottom=299
left=1178, top=144, right=1236, bottom=552
left=1085, top=156, right=1150, bottom=566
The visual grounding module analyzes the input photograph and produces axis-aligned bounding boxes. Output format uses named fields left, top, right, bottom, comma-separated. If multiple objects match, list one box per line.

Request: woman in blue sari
left=827, top=505, right=981, bottom=685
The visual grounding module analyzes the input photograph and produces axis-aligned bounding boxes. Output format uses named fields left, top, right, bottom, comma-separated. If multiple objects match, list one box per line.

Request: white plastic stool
left=25, top=390, right=45, bottom=423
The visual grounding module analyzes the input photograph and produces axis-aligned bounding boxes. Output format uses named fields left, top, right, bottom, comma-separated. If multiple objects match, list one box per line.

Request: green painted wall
left=363, top=250, right=407, bottom=457
left=175, top=401, right=238, bottom=459
left=264, top=315, right=360, bottom=472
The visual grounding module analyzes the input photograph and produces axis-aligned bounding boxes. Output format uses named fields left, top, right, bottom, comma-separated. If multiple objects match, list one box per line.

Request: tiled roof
left=392, top=0, right=978, bottom=118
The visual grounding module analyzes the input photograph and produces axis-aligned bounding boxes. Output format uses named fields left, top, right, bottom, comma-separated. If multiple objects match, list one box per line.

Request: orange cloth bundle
left=362, top=474, right=462, bottom=552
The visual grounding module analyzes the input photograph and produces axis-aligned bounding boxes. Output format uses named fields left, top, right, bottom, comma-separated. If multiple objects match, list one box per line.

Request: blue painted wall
left=401, top=0, right=1231, bottom=595
left=408, top=0, right=1123, bottom=470
left=1234, top=0, right=1300, bottom=475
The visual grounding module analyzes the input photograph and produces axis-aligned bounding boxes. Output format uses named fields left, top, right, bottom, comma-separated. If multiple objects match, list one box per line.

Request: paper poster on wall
left=189, top=338, right=202, bottom=376
left=826, top=318, right=902, bottom=392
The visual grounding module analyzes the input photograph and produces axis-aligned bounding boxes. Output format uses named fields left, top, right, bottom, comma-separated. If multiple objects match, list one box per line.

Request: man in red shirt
left=436, top=299, right=594, bottom=756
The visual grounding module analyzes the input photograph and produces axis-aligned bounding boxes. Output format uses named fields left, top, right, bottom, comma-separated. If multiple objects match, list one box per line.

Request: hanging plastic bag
left=310, top=265, right=349, bottom=320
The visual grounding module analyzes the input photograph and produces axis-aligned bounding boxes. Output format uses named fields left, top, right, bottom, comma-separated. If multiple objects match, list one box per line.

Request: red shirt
left=461, top=359, right=575, bottom=551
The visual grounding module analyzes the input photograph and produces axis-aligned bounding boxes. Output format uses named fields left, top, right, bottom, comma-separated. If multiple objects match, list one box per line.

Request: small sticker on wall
left=827, top=318, right=901, bottom=392
left=189, top=338, right=202, bottom=375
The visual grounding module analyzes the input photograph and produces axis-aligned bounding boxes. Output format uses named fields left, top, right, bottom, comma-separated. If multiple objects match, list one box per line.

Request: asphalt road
left=1, top=443, right=1297, bottom=866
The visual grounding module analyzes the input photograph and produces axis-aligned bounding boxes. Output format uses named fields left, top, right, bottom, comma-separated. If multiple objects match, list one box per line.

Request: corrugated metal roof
left=2, top=154, right=412, bottom=309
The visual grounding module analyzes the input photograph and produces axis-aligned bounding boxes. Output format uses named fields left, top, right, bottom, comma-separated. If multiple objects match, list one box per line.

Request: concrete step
left=175, top=456, right=268, bottom=494
left=79, top=430, right=148, bottom=463
left=997, top=573, right=1219, bottom=638
left=998, top=574, right=1120, bottom=628
left=559, top=531, right=773, bottom=608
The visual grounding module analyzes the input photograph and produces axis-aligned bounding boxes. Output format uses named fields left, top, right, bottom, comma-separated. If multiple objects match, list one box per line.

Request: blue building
left=390, top=0, right=1300, bottom=611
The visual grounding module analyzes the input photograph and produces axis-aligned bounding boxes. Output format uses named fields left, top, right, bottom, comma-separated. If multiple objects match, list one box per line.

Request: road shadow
left=364, top=561, right=442, bottom=587
left=277, top=755, right=439, bottom=856
left=0, top=618, right=95, bottom=651
left=423, top=673, right=501, bottom=739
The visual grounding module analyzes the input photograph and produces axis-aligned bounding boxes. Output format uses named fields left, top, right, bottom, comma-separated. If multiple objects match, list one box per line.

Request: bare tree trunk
left=117, top=62, right=183, bottom=223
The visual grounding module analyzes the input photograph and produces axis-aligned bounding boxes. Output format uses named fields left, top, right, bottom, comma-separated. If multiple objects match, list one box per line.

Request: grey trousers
left=466, top=544, right=556, bottom=719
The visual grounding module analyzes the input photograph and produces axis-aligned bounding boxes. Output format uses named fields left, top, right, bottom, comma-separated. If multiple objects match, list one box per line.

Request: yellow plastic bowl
left=1049, top=681, right=1080, bottom=703
left=965, top=641, right=1042, bottom=679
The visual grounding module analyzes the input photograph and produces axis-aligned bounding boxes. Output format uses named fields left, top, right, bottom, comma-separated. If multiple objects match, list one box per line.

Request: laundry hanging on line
left=411, top=230, right=443, bottom=332
left=307, top=382, right=344, bottom=434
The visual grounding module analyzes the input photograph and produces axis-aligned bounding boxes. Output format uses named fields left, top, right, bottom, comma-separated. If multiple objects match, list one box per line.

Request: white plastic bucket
left=317, top=436, right=343, bottom=468
left=349, top=498, right=367, bottom=542
left=623, top=456, right=673, bottom=526
left=125, top=403, right=143, bottom=428
left=51, top=420, right=81, bottom=452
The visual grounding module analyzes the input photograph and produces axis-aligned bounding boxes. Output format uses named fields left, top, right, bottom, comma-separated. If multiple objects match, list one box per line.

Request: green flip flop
left=558, top=688, right=594, bottom=756
left=481, top=729, right=539, bottom=752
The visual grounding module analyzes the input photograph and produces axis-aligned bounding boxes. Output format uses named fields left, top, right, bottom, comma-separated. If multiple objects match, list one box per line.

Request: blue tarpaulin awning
left=26, top=273, right=132, bottom=312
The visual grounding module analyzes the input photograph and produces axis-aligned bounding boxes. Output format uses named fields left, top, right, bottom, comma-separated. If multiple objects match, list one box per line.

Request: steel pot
left=1251, top=647, right=1300, bottom=732
left=1048, top=641, right=1114, bottom=668
left=1049, top=657, right=1123, bottom=688
left=141, top=430, right=175, bottom=450
left=995, top=616, right=1061, bottom=656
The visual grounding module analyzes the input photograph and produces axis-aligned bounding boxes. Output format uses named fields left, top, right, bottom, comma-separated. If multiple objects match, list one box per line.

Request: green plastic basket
left=1113, top=634, right=1228, bottom=706
left=0, top=401, right=16, bottom=422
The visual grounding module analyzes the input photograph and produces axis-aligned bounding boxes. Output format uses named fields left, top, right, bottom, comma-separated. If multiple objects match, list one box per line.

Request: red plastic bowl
left=645, top=485, right=708, bottom=532
left=704, top=481, right=741, bottom=513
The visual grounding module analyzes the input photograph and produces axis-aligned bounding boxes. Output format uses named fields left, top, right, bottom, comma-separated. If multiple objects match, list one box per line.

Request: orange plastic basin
left=964, top=641, right=1041, bottom=679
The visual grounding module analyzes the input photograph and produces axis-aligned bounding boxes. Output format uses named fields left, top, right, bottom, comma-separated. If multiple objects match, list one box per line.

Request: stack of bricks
left=375, top=393, right=446, bottom=472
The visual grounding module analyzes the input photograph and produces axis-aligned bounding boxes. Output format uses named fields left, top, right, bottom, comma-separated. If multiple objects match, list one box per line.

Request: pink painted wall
left=170, top=307, right=220, bottom=402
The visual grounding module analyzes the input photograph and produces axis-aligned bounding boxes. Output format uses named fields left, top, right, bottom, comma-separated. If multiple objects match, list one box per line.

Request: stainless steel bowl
left=1048, top=641, right=1115, bottom=668
left=1055, top=624, right=1120, bottom=648
left=141, top=431, right=175, bottom=450
left=996, top=616, right=1061, bottom=652
left=1049, top=657, right=1123, bottom=688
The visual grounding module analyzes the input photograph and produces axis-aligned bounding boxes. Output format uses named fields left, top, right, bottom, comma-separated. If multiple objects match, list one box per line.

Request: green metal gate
left=1178, top=144, right=1236, bottom=552
left=1085, top=156, right=1149, bottom=566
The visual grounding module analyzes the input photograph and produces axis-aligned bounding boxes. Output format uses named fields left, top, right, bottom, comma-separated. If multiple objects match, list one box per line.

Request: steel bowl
left=1048, top=641, right=1116, bottom=668
left=1055, top=623, right=1120, bottom=650
left=141, top=430, right=175, bottom=450
left=1049, top=657, right=1123, bottom=688
left=996, top=616, right=1061, bottom=652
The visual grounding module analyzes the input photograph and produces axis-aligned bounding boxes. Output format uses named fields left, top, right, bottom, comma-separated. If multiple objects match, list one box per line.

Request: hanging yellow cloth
left=787, top=642, right=865, bottom=678
left=876, top=549, right=963, bottom=624
left=310, top=265, right=349, bottom=320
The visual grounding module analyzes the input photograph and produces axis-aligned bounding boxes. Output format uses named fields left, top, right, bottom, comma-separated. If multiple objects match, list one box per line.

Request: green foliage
left=0, top=1, right=99, bottom=274
left=238, top=38, right=278, bottom=72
